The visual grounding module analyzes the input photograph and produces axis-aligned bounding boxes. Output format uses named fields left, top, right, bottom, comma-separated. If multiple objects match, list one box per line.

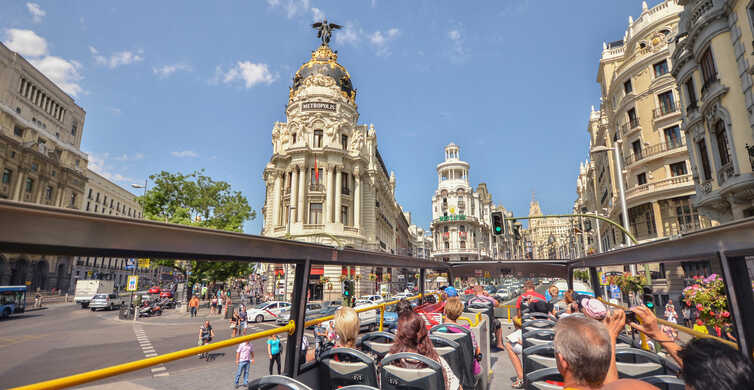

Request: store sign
left=138, top=258, right=150, bottom=269
left=301, top=101, right=336, bottom=112
left=436, top=214, right=466, bottom=222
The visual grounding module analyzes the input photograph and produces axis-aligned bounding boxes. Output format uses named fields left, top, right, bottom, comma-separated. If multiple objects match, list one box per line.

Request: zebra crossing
left=133, top=325, right=169, bottom=377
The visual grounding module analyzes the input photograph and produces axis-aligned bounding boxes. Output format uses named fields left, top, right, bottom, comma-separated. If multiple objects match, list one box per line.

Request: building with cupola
left=260, top=35, right=426, bottom=299
left=430, top=143, right=512, bottom=262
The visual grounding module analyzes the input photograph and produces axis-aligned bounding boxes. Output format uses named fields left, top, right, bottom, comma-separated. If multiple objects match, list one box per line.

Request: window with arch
left=714, top=120, right=731, bottom=167
left=313, top=130, right=323, bottom=148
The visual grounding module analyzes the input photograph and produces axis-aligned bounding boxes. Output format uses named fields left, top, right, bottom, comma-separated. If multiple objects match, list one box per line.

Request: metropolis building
left=260, top=39, right=425, bottom=298
left=430, top=143, right=511, bottom=262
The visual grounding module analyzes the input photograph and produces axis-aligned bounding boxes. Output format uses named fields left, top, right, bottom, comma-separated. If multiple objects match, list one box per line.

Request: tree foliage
left=139, top=170, right=256, bottom=287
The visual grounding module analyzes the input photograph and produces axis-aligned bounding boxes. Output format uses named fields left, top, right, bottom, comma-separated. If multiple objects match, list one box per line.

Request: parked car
left=382, top=303, right=400, bottom=331
left=275, top=302, right=323, bottom=326
left=89, top=293, right=121, bottom=311
left=495, top=288, right=511, bottom=302
left=246, top=301, right=291, bottom=323
left=159, top=291, right=173, bottom=298
left=147, top=286, right=161, bottom=294
left=359, top=295, right=385, bottom=305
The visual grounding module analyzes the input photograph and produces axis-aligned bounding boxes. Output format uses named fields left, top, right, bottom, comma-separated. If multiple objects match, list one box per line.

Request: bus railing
left=10, top=321, right=295, bottom=390
left=598, top=298, right=739, bottom=350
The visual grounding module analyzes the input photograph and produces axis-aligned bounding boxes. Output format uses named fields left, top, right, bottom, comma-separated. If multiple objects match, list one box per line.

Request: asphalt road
left=0, top=303, right=290, bottom=388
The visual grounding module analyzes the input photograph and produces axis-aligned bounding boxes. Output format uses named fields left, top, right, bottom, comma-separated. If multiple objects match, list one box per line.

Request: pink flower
left=722, top=311, right=730, bottom=318
left=696, top=304, right=704, bottom=311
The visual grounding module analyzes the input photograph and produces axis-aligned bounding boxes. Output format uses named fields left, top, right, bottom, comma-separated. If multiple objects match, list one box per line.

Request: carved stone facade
left=581, top=0, right=713, bottom=255
left=260, top=43, right=423, bottom=298
left=430, top=143, right=511, bottom=262
left=0, top=42, right=88, bottom=292
left=671, top=0, right=754, bottom=221
left=527, top=196, right=573, bottom=259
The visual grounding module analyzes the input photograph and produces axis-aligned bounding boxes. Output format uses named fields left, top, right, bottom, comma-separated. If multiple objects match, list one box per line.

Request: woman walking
left=267, top=334, right=282, bottom=375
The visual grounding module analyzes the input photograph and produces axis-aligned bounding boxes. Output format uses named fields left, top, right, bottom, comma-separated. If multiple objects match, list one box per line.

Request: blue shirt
left=268, top=338, right=280, bottom=355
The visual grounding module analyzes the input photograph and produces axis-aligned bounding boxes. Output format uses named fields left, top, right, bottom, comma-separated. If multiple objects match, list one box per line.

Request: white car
left=246, top=301, right=291, bottom=323
left=391, top=292, right=413, bottom=300
left=339, top=301, right=378, bottom=332
left=359, top=295, right=385, bottom=305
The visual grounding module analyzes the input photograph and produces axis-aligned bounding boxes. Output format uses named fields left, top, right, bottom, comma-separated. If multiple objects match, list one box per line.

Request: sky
left=1, top=0, right=665, bottom=234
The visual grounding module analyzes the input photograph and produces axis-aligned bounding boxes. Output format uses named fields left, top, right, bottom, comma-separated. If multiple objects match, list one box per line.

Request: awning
left=310, top=266, right=324, bottom=276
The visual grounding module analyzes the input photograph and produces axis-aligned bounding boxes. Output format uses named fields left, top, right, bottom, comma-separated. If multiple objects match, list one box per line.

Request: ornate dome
left=290, top=44, right=356, bottom=103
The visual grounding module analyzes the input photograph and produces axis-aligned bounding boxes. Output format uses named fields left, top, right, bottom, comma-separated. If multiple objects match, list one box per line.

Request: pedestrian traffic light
left=642, top=286, right=654, bottom=309
left=491, top=211, right=505, bottom=236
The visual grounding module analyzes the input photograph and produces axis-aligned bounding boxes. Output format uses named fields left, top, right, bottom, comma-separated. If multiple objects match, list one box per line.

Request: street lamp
left=590, top=144, right=636, bottom=274
left=131, top=179, right=148, bottom=197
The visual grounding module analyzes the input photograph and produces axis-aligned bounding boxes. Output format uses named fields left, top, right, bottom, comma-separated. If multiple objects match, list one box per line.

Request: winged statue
left=312, top=19, right=342, bottom=45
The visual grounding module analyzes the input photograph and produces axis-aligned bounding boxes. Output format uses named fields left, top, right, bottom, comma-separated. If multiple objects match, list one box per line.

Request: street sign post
left=127, top=275, right=139, bottom=292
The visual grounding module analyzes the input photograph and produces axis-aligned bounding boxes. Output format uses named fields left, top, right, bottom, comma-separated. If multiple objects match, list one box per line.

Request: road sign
left=138, top=258, right=150, bottom=269
left=610, top=284, right=621, bottom=300
left=599, top=272, right=607, bottom=286
left=125, top=258, right=135, bottom=270
left=127, top=275, right=139, bottom=292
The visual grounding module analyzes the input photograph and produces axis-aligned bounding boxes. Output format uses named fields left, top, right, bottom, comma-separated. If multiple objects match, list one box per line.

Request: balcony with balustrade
left=619, top=117, right=641, bottom=137
left=625, top=174, right=693, bottom=203
left=623, top=138, right=687, bottom=166
left=652, top=102, right=680, bottom=121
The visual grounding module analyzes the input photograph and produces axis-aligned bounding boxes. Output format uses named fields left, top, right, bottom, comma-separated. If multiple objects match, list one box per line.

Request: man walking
left=189, top=295, right=199, bottom=318
left=234, top=340, right=254, bottom=388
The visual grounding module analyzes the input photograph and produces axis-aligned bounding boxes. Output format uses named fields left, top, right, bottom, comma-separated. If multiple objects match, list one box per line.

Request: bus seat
left=465, top=298, right=496, bottom=344
left=639, top=375, right=686, bottom=390
left=522, top=319, right=557, bottom=332
left=248, top=375, right=313, bottom=390
left=429, top=335, right=465, bottom=387
left=462, top=311, right=492, bottom=389
left=336, top=386, right=380, bottom=390
left=617, top=333, right=642, bottom=349
left=318, top=348, right=379, bottom=389
left=430, top=324, right=476, bottom=390
left=522, top=329, right=555, bottom=349
left=525, top=367, right=564, bottom=390
left=523, top=343, right=556, bottom=375
left=615, top=348, right=678, bottom=379
left=381, top=352, right=445, bottom=390
left=357, top=331, right=395, bottom=360
left=522, top=312, right=551, bottom=320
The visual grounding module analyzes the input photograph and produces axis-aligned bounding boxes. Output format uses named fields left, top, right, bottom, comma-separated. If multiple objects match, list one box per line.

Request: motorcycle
left=138, top=300, right=163, bottom=317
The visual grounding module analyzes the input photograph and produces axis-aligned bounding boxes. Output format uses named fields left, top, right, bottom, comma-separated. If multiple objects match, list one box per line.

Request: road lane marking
left=133, top=325, right=169, bottom=377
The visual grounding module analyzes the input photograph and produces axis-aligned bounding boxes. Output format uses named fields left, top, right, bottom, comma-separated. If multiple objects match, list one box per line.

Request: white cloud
left=369, top=28, right=400, bottom=56
left=171, top=150, right=198, bottom=158
left=4, top=28, right=48, bottom=57
left=88, top=152, right=136, bottom=184
left=215, top=61, right=278, bottom=88
left=26, top=3, right=46, bottom=23
left=311, top=7, right=325, bottom=22
left=152, top=63, right=191, bottom=78
left=90, top=46, right=144, bottom=68
left=448, top=28, right=469, bottom=63
left=334, top=21, right=363, bottom=46
left=266, top=0, right=311, bottom=19
left=29, top=56, right=84, bottom=96
left=113, top=152, right=143, bottom=161
left=107, top=107, right=122, bottom=115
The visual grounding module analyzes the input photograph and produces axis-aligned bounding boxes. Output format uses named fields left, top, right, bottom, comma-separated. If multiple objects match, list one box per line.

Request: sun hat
left=580, top=298, right=607, bottom=320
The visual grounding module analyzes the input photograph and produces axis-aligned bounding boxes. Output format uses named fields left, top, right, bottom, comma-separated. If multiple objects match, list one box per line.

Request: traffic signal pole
left=505, top=214, right=638, bottom=246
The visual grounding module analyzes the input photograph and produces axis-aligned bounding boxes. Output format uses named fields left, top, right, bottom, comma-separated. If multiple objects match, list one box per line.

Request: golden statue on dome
left=312, top=19, right=342, bottom=45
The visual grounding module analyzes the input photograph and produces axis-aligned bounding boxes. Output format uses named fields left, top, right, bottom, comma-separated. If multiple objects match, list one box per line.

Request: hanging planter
left=683, top=274, right=730, bottom=328
left=368, top=273, right=377, bottom=281
left=607, top=272, right=646, bottom=294
left=384, top=274, right=392, bottom=282
left=339, top=274, right=347, bottom=282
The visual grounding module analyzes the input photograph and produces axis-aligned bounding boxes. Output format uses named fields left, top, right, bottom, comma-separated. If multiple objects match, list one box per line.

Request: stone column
left=325, top=166, right=334, bottom=223
left=13, top=169, right=25, bottom=201
left=354, top=167, right=361, bottom=229
left=290, top=167, right=299, bottom=224
left=298, top=162, right=306, bottom=223
left=335, top=166, right=342, bottom=224
left=272, top=172, right=281, bottom=226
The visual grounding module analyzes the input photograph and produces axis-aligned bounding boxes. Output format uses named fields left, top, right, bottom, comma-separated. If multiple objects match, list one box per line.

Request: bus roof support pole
left=419, top=268, right=425, bottom=302
left=285, top=258, right=310, bottom=377
left=589, top=267, right=602, bottom=299
left=566, top=265, right=574, bottom=291
left=718, top=252, right=754, bottom=361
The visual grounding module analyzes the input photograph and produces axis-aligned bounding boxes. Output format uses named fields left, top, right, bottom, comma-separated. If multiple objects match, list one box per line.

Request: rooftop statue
left=312, top=19, right=342, bottom=45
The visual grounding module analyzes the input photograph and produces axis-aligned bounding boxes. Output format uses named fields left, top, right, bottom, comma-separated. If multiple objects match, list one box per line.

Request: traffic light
left=513, top=222, right=522, bottom=241
left=642, top=286, right=655, bottom=309
left=342, top=279, right=354, bottom=298
left=491, top=211, right=505, bottom=236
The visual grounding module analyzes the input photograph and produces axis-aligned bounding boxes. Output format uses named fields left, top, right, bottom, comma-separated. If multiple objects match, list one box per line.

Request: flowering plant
left=368, top=273, right=377, bottom=281
left=682, top=274, right=730, bottom=328
left=607, top=272, right=647, bottom=293
left=384, top=274, right=391, bottom=282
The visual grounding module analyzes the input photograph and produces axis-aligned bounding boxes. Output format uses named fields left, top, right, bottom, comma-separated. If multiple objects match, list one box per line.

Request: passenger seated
left=441, top=295, right=481, bottom=376
left=553, top=315, right=614, bottom=389
left=385, top=310, right=460, bottom=390
left=628, top=305, right=754, bottom=390
left=504, top=316, right=525, bottom=388
left=319, top=306, right=376, bottom=361
left=556, top=289, right=579, bottom=318
left=471, top=284, right=505, bottom=350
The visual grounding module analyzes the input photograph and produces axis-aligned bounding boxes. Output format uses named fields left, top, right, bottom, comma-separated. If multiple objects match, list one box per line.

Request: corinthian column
left=354, top=167, right=361, bottom=229
left=325, top=165, right=334, bottom=223
left=298, top=162, right=306, bottom=223
left=335, top=166, right=342, bottom=224
left=290, top=167, right=298, bottom=224
left=272, top=172, right=281, bottom=226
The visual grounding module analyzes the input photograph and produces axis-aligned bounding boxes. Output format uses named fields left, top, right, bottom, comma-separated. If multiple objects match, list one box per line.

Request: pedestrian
left=198, top=320, right=214, bottom=359
left=34, top=293, right=41, bottom=308
left=681, top=303, right=691, bottom=328
left=201, top=285, right=208, bottom=300
left=218, top=295, right=224, bottom=315
left=267, top=334, right=282, bottom=375
left=210, top=296, right=217, bottom=315
left=238, top=304, right=248, bottom=336
left=230, top=309, right=241, bottom=338
left=189, top=295, right=199, bottom=317
left=664, top=304, right=678, bottom=324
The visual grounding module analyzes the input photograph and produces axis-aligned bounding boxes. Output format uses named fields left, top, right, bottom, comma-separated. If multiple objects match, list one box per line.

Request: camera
left=624, top=310, right=636, bottom=324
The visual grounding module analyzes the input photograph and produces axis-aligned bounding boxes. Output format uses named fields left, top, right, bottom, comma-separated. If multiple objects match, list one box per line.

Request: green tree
left=139, top=170, right=256, bottom=301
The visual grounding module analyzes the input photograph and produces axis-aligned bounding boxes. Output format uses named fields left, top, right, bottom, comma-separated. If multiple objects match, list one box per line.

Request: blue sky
left=2, top=1, right=664, bottom=234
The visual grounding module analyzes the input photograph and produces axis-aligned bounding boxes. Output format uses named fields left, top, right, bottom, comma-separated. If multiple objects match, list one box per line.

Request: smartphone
left=624, top=310, right=636, bottom=324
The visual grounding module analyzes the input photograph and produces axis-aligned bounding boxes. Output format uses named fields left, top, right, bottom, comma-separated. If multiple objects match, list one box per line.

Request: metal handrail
left=11, top=322, right=295, bottom=390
